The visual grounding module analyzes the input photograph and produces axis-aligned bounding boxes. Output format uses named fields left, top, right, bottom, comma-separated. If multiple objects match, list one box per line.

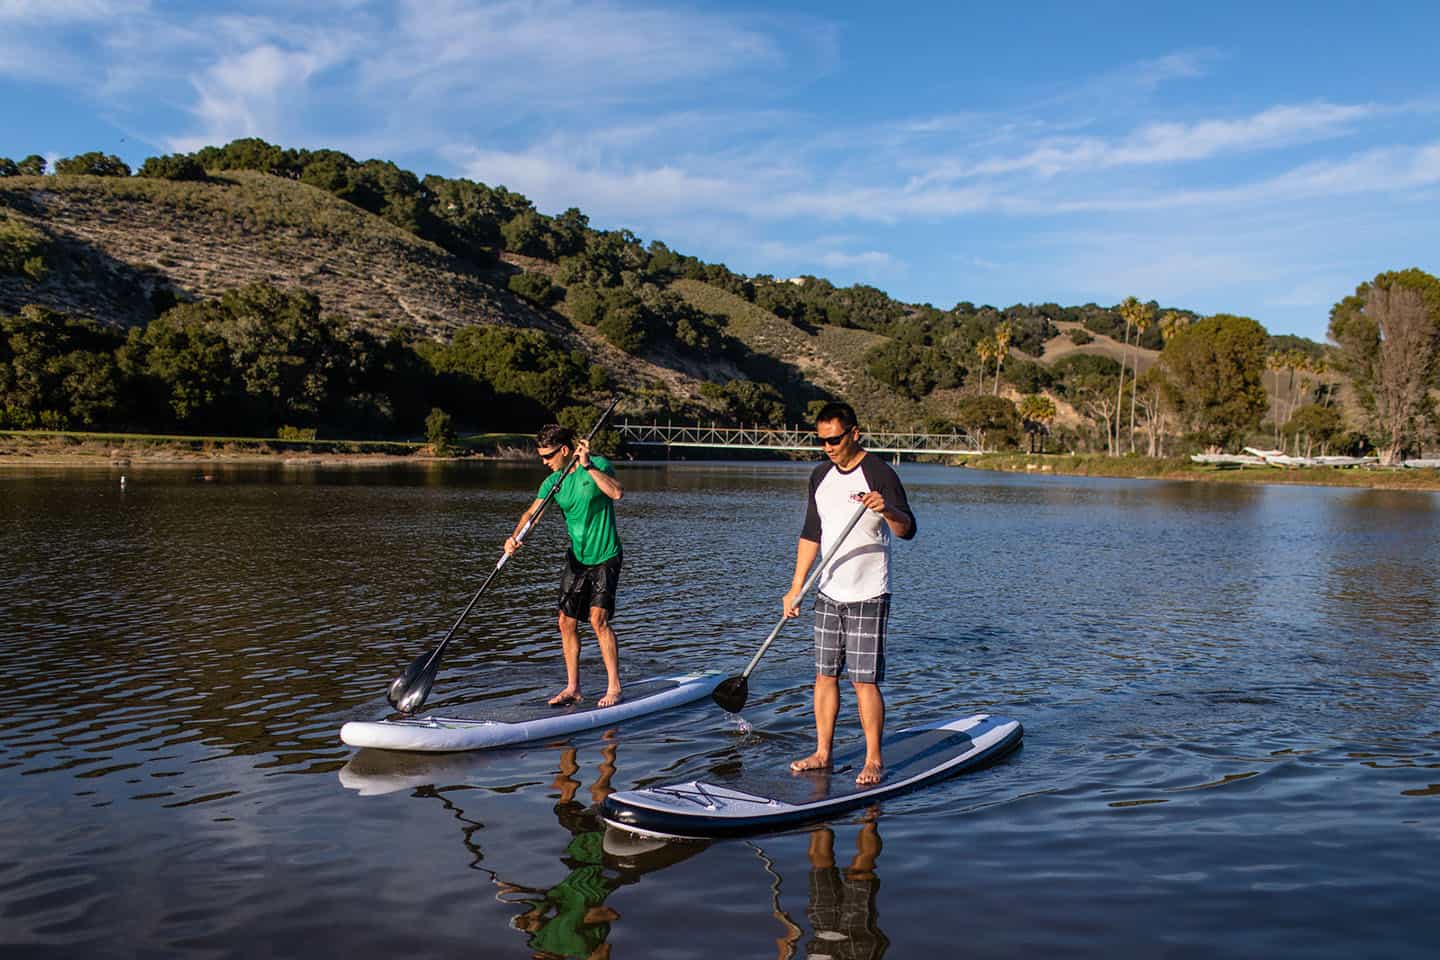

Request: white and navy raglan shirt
left=801, top=453, right=917, bottom=603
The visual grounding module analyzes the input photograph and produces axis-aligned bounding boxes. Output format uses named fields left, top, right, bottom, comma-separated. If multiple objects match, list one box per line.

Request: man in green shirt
left=505, top=424, right=625, bottom=707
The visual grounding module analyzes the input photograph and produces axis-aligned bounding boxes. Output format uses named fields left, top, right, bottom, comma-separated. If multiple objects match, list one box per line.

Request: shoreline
left=0, top=431, right=525, bottom=468
left=959, top=452, right=1440, bottom=492
left=5, top=436, right=1440, bottom=492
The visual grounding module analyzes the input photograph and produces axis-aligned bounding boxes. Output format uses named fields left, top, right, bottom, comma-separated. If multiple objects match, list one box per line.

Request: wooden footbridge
left=616, top=422, right=983, bottom=457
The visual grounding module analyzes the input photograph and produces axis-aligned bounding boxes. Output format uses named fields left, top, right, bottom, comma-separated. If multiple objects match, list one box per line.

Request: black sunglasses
left=815, top=431, right=851, bottom=447
left=537, top=447, right=563, bottom=460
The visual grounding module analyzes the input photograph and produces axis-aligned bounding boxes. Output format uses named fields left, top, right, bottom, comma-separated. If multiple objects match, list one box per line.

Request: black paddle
left=712, top=502, right=871, bottom=714
left=385, top=396, right=621, bottom=715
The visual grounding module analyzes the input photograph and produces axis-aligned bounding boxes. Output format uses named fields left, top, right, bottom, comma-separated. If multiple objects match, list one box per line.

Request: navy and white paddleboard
left=340, top=671, right=723, bottom=752
left=602, top=712, right=1022, bottom=839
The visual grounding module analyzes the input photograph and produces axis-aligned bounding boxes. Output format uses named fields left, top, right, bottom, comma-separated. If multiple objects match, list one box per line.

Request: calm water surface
left=1, top=461, right=1437, bottom=958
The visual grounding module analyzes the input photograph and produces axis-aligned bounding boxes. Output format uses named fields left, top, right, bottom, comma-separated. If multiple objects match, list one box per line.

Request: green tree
left=129, top=302, right=243, bottom=428
left=0, top=306, right=126, bottom=429
left=1018, top=394, right=1057, bottom=453
left=426, top=407, right=455, bottom=455
left=53, top=152, right=131, bottom=177
left=17, top=155, right=47, bottom=176
left=138, top=154, right=208, bottom=181
left=699, top=379, right=786, bottom=426
left=426, top=324, right=587, bottom=417
left=567, top=284, right=603, bottom=326
left=1158, top=313, right=1269, bottom=451
left=1051, top=353, right=1122, bottom=453
left=1327, top=269, right=1440, bottom=464
left=502, top=210, right=556, bottom=258
left=508, top=271, right=558, bottom=307
left=954, top=394, right=1020, bottom=450
left=0, top=158, right=18, bottom=177
left=0, top=217, right=51, bottom=281
left=1283, top=403, right=1344, bottom=457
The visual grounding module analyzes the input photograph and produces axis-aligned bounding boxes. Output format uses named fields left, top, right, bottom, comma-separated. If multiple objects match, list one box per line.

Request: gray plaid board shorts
left=813, top=592, right=890, bottom=683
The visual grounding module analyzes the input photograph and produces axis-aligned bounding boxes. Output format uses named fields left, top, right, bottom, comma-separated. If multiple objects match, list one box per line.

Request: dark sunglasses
left=537, top=447, right=564, bottom=460
left=815, top=430, right=851, bottom=447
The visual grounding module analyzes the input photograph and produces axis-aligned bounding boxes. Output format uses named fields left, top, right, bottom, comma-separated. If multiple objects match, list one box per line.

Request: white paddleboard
left=340, top=671, right=723, bottom=752
left=602, top=712, right=1022, bottom=839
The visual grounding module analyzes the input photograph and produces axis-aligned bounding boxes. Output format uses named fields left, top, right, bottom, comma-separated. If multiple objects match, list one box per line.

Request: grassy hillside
left=0, top=172, right=539, bottom=337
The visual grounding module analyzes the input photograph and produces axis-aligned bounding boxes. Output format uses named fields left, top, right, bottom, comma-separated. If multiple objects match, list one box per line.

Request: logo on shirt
left=848, top=491, right=866, bottom=503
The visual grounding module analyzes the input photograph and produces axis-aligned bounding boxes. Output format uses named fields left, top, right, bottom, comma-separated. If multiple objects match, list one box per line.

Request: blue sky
left=2, top=1, right=1437, bottom=341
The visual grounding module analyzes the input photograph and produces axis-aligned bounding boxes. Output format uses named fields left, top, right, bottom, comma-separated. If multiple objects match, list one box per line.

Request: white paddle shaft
left=740, top=502, right=871, bottom=679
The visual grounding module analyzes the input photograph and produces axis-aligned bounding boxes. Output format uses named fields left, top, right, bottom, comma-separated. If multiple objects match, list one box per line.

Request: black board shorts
left=558, top=549, right=622, bottom=619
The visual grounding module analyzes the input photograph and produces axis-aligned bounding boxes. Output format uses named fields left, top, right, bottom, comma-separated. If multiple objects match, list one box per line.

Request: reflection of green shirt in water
left=536, top=455, right=620, bottom=566
left=524, top=833, right=617, bottom=959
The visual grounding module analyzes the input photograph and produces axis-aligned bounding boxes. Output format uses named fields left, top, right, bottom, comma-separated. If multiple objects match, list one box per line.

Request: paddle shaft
left=737, top=502, right=871, bottom=680
left=390, top=396, right=619, bottom=706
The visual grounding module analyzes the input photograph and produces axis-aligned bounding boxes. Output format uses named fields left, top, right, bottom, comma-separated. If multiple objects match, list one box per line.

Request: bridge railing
left=616, top=422, right=984, bottom=456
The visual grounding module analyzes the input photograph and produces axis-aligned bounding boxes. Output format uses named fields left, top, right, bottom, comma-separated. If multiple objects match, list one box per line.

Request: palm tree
left=992, top=321, right=1014, bottom=395
left=1116, top=297, right=1151, bottom=454
left=974, top=337, right=996, bottom=391
left=1019, top=393, right=1057, bottom=453
left=1127, top=307, right=1154, bottom=452
left=1159, top=310, right=1188, bottom=344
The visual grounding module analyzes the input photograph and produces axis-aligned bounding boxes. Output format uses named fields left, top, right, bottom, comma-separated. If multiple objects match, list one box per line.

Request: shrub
left=0, top=218, right=50, bottom=280
left=567, top=284, right=603, bottom=326
left=277, top=425, right=318, bottom=440
left=507, top=271, right=558, bottom=307
left=1067, top=327, right=1094, bottom=345
left=426, top=407, right=455, bottom=454
left=53, top=152, right=131, bottom=177
left=138, top=154, right=208, bottom=182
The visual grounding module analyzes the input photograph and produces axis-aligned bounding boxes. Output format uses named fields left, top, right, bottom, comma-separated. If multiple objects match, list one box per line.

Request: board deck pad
left=340, top=671, right=722, bottom=752
left=601, top=713, right=1022, bottom=839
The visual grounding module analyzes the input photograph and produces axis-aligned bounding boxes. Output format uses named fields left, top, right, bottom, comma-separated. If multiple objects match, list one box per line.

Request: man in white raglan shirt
left=783, top=401, right=916, bottom=785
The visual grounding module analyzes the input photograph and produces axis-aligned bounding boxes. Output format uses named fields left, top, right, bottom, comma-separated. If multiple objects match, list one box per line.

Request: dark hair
left=536, top=424, right=575, bottom=449
left=814, top=401, right=857, bottom=431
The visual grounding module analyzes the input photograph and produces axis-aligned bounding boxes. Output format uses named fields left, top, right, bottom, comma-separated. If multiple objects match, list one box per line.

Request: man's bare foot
left=548, top=689, right=582, bottom=706
left=598, top=689, right=623, bottom=708
left=790, top=752, right=830, bottom=773
left=856, top=760, right=884, bottom=785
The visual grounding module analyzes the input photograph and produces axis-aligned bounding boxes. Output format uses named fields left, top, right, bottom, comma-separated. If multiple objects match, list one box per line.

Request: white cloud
left=1051, top=140, right=1440, bottom=213
left=361, top=0, right=780, bottom=105
left=451, top=145, right=749, bottom=218
left=914, top=101, right=1378, bottom=184
left=0, top=0, right=148, bottom=23
left=756, top=240, right=895, bottom=272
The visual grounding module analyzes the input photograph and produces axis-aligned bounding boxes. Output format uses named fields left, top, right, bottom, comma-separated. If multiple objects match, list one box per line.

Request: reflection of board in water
left=602, top=713, right=1023, bottom=839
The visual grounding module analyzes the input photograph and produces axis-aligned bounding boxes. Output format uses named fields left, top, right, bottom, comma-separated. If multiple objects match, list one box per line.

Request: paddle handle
left=739, top=502, right=871, bottom=680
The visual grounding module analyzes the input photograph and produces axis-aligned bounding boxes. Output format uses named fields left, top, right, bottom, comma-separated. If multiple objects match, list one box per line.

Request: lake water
left=1, top=460, right=1437, bottom=959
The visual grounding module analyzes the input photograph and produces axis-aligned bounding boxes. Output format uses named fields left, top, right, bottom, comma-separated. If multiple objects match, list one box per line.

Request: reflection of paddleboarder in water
left=502, top=742, right=623, bottom=959
left=803, top=817, right=889, bottom=960
left=339, top=741, right=704, bottom=958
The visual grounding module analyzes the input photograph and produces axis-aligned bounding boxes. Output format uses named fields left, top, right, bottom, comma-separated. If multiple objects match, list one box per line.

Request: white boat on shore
left=1191, top=453, right=1266, bottom=468
left=1192, top=449, right=1382, bottom=469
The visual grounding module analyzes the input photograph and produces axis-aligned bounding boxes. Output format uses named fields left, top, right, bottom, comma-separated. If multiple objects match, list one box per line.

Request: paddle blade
left=394, top=673, right=435, bottom=716
left=386, top=647, right=438, bottom=714
left=712, top=675, right=748, bottom=714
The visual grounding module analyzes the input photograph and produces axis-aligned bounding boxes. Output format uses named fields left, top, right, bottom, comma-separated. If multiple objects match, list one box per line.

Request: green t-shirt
left=537, top=454, right=621, bottom=566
